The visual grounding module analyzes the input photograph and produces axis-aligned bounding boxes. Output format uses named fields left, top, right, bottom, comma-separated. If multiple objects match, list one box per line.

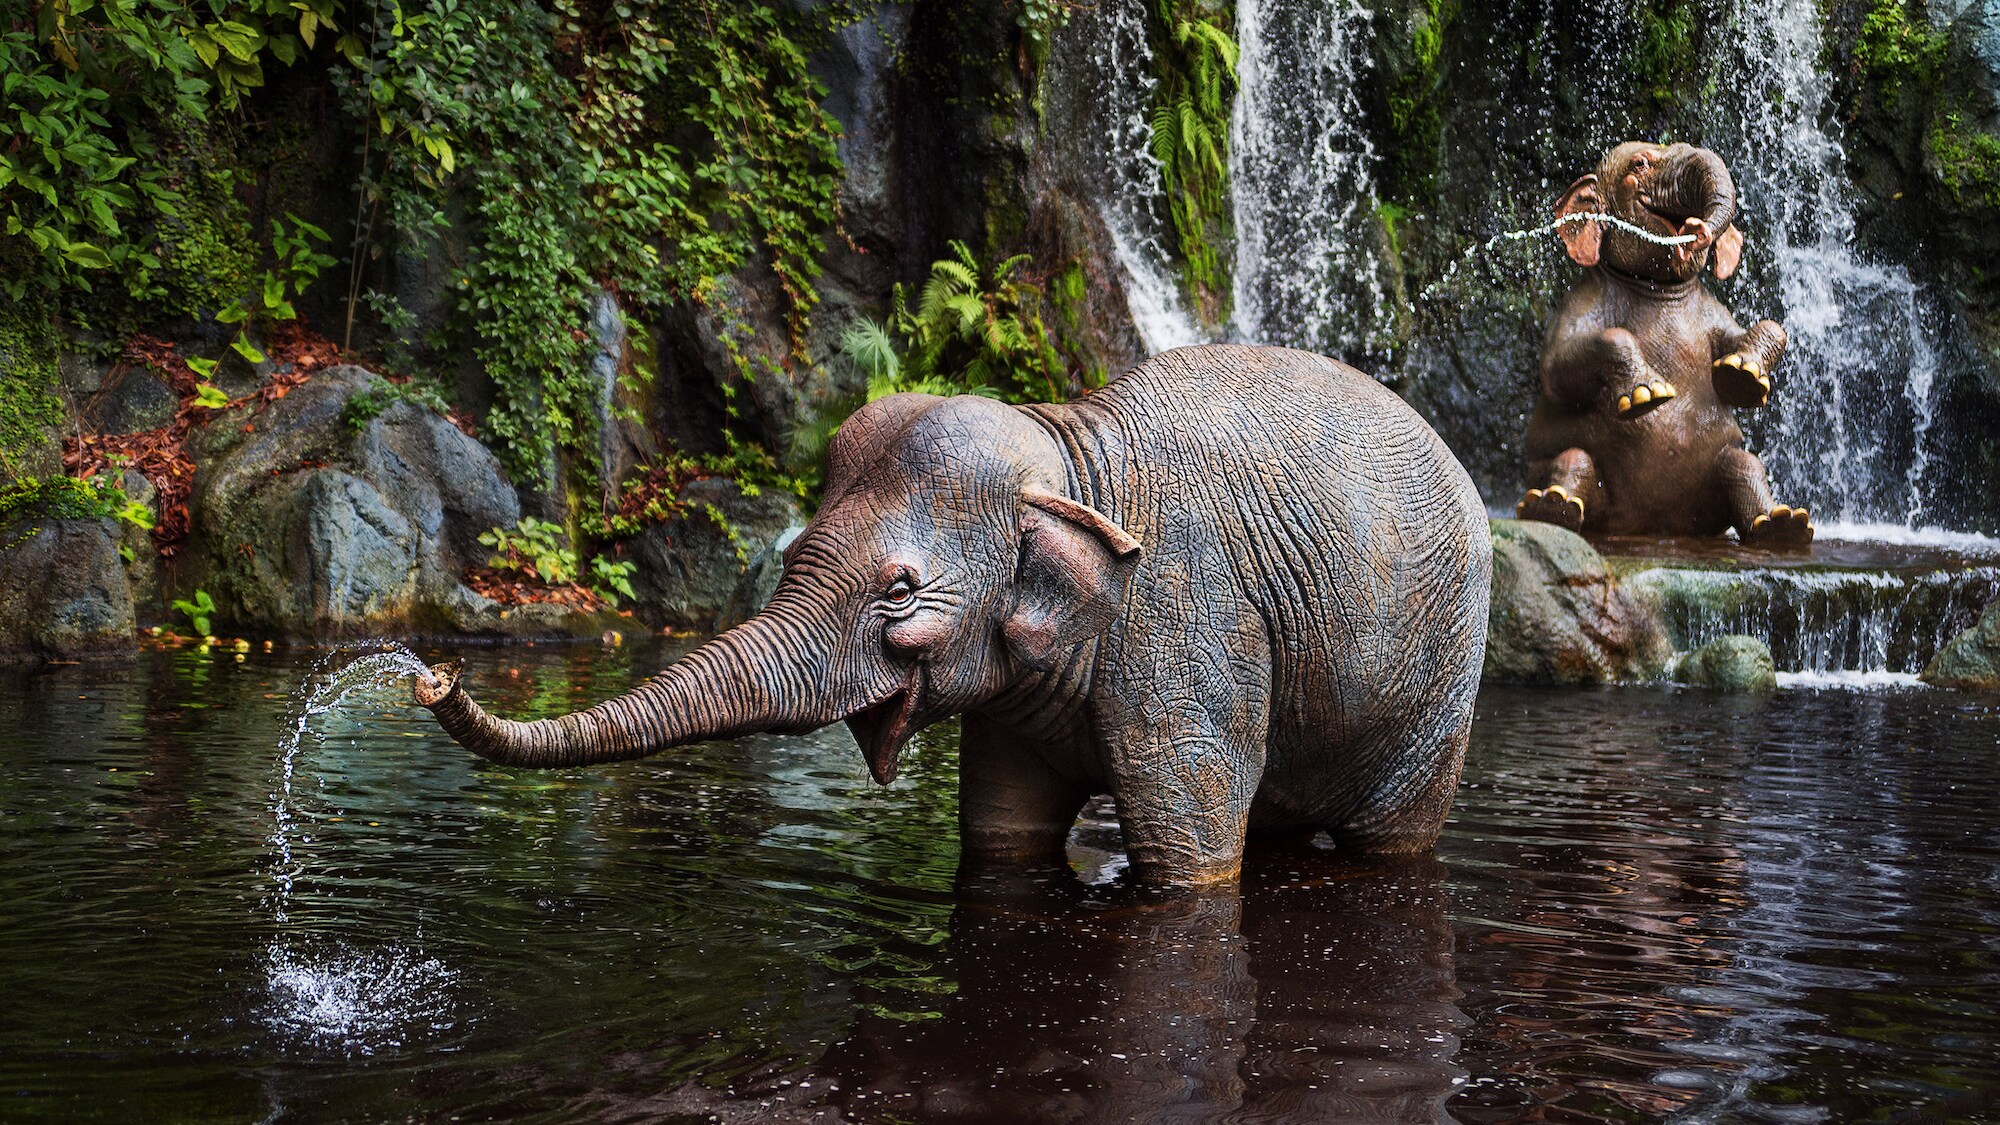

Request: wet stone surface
left=2, top=643, right=1998, bottom=1122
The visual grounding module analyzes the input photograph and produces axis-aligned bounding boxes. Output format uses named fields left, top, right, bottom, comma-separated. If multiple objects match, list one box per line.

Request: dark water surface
left=4, top=643, right=1998, bottom=1123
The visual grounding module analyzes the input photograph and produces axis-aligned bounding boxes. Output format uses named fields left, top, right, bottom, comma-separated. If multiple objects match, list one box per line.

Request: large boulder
left=0, top=517, right=135, bottom=660
left=1484, top=519, right=1672, bottom=684
left=183, top=366, right=556, bottom=637
left=626, top=477, right=808, bottom=632
left=1922, top=595, right=2000, bottom=690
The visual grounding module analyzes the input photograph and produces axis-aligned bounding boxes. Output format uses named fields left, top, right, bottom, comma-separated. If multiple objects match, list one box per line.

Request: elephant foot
left=1713, top=353, right=1771, bottom=408
left=1516, top=485, right=1586, bottom=533
left=1741, top=505, right=1813, bottom=549
left=1615, top=379, right=1677, bottom=419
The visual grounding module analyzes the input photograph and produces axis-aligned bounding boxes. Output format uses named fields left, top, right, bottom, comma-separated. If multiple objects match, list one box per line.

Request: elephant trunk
left=415, top=596, right=847, bottom=769
left=1660, top=145, right=1737, bottom=236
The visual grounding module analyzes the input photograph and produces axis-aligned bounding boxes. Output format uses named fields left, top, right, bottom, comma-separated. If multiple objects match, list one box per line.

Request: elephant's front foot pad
left=1516, top=485, right=1586, bottom=533
left=1615, top=381, right=1677, bottom=419
left=1713, top=353, right=1771, bottom=408
left=1741, top=505, right=1813, bottom=549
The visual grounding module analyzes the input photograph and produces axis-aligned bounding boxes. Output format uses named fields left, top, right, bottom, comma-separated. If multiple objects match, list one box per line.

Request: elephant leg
left=957, top=713, right=1092, bottom=866
left=1716, top=446, right=1813, bottom=548
left=1094, top=660, right=1273, bottom=886
left=1516, top=447, right=1596, bottom=533
left=1712, top=319, right=1787, bottom=408
left=1326, top=726, right=1468, bottom=856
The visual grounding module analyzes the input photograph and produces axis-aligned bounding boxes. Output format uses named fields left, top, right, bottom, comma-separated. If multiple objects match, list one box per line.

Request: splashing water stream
left=262, top=643, right=457, bottom=1054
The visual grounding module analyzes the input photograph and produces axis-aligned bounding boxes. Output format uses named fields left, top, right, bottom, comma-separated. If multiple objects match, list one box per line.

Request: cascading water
left=1228, top=0, right=1392, bottom=357
left=1068, top=0, right=1206, bottom=352
left=262, top=643, right=457, bottom=1053
left=1705, top=0, right=1947, bottom=533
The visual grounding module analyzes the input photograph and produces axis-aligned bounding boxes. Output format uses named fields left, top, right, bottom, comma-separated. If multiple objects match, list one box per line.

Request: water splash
left=262, top=642, right=457, bottom=1053
left=1419, top=213, right=1698, bottom=303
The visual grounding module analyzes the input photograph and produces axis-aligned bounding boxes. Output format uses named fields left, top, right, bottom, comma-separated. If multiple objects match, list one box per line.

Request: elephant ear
left=1003, top=488, right=1143, bottom=671
left=1711, top=223, right=1745, bottom=280
left=1554, top=174, right=1604, bottom=267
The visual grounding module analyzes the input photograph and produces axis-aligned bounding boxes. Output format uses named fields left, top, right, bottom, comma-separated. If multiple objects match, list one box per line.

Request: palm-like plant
left=1147, top=5, right=1239, bottom=318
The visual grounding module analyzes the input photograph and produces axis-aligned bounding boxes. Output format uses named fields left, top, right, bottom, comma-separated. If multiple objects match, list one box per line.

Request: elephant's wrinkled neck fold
left=1597, top=262, right=1700, bottom=302
left=1021, top=400, right=1119, bottom=515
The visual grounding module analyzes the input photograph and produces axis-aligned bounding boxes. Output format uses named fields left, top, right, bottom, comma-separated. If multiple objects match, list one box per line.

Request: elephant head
left=414, top=393, right=1143, bottom=784
left=1554, top=141, right=1745, bottom=284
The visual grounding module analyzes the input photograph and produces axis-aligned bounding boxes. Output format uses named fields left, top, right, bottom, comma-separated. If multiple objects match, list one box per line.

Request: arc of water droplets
left=1420, top=213, right=1697, bottom=303
left=269, top=643, right=437, bottom=926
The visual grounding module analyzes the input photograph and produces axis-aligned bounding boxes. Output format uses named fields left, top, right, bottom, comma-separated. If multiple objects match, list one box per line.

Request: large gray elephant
left=416, top=344, right=1492, bottom=885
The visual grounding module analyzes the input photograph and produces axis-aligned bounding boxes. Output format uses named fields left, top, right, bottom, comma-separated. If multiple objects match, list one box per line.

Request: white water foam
left=1775, top=670, right=1927, bottom=692
left=262, top=643, right=459, bottom=1053
left=1814, top=522, right=2000, bottom=555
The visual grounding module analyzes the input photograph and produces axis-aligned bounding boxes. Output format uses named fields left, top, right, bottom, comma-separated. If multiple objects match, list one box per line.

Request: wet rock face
left=625, top=477, right=807, bottom=632
left=1670, top=635, right=1778, bottom=692
left=1483, top=519, right=1672, bottom=684
left=185, top=366, right=522, bottom=636
left=1923, top=596, right=2000, bottom=690
left=0, top=518, right=135, bottom=659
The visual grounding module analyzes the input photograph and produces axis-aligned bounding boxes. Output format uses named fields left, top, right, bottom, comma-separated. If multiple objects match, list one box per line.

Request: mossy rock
left=1669, top=635, right=1778, bottom=693
left=1483, top=519, right=1672, bottom=685
left=1922, top=596, right=2000, bottom=690
left=0, top=517, right=136, bottom=661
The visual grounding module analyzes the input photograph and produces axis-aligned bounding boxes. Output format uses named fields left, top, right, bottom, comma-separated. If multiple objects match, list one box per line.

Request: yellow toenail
left=1618, top=395, right=1632, bottom=413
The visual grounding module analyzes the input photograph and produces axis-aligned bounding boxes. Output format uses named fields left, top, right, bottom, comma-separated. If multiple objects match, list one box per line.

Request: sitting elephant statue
left=1516, top=141, right=1812, bottom=547
left=415, top=344, right=1492, bottom=886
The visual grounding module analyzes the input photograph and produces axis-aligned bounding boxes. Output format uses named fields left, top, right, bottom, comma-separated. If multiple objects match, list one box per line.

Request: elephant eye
left=884, top=578, right=916, bottom=604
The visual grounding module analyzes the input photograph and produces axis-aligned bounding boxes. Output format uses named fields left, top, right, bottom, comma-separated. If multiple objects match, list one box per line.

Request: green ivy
left=1854, top=0, right=1945, bottom=108
left=1147, top=1, right=1238, bottom=322
left=1929, top=114, right=2000, bottom=211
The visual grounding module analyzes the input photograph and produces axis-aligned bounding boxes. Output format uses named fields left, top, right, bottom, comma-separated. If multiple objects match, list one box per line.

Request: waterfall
left=1228, top=0, right=1391, bottom=357
left=1069, top=0, right=1206, bottom=352
left=1706, top=0, right=1946, bottom=533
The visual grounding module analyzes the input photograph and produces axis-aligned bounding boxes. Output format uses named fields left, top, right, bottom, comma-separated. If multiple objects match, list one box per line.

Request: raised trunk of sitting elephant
left=1658, top=145, right=1736, bottom=235
left=416, top=593, right=853, bottom=769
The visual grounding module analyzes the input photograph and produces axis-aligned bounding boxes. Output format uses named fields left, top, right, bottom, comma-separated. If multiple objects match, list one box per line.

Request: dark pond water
left=4, top=641, right=1999, bottom=1123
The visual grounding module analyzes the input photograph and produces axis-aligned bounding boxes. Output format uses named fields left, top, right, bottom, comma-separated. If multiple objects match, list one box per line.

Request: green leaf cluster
left=1147, top=2, right=1238, bottom=320
left=171, top=588, right=217, bottom=635
left=840, top=241, right=1077, bottom=406
left=345, top=0, right=851, bottom=491
left=1, top=0, right=344, bottom=301
left=479, top=515, right=635, bottom=604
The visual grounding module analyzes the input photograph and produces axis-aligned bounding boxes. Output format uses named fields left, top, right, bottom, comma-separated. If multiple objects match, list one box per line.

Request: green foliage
left=344, top=0, right=850, bottom=489
left=0, top=302, right=64, bottom=478
left=1928, top=114, right=2000, bottom=211
left=1382, top=0, right=1457, bottom=201
left=480, top=515, right=636, bottom=604
left=1632, top=0, right=1696, bottom=117
left=1855, top=0, right=1946, bottom=107
left=1018, top=0, right=1073, bottom=76
left=1147, top=2, right=1238, bottom=320
left=0, top=0, right=343, bottom=301
left=342, top=374, right=451, bottom=430
left=841, top=241, right=1074, bottom=404
left=171, top=589, right=217, bottom=636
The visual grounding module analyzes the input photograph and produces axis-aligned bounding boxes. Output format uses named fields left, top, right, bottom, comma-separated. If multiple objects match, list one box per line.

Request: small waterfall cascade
left=1228, top=0, right=1391, bottom=358
left=262, top=643, right=457, bottom=1052
left=1622, top=558, right=2000, bottom=682
left=1068, top=0, right=1206, bottom=352
left=1707, top=0, right=1946, bottom=532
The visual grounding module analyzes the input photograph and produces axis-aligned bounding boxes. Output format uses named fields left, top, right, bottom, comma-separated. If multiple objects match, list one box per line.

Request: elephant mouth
left=847, top=667, right=923, bottom=786
left=1636, top=194, right=1691, bottom=230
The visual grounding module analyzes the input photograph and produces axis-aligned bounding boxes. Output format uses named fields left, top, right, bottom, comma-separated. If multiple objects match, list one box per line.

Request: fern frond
left=839, top=318, right=902, bottom=382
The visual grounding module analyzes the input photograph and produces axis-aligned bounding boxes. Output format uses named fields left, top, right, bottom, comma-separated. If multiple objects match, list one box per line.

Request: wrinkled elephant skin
left=1519, top=142, right=1813, bottom=548
left=417, top=345, right=1492, bottom=885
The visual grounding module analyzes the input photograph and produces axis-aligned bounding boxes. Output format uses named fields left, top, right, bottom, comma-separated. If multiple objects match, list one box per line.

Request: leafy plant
left=840, top=241, right=1074, bottom=404
left=479, top=516, right=637, bottom=605
left=588, top=554, right=637, bottom=605
left=343, top=375, right=451, bottom=431
left=1147, top=3, right=1239, bottom=319
left=172, top=589, right=218, bottom=636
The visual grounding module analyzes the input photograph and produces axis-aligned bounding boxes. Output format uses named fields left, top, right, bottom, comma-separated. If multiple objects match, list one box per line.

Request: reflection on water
left=2, top=644, right=1998, bottom=1122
